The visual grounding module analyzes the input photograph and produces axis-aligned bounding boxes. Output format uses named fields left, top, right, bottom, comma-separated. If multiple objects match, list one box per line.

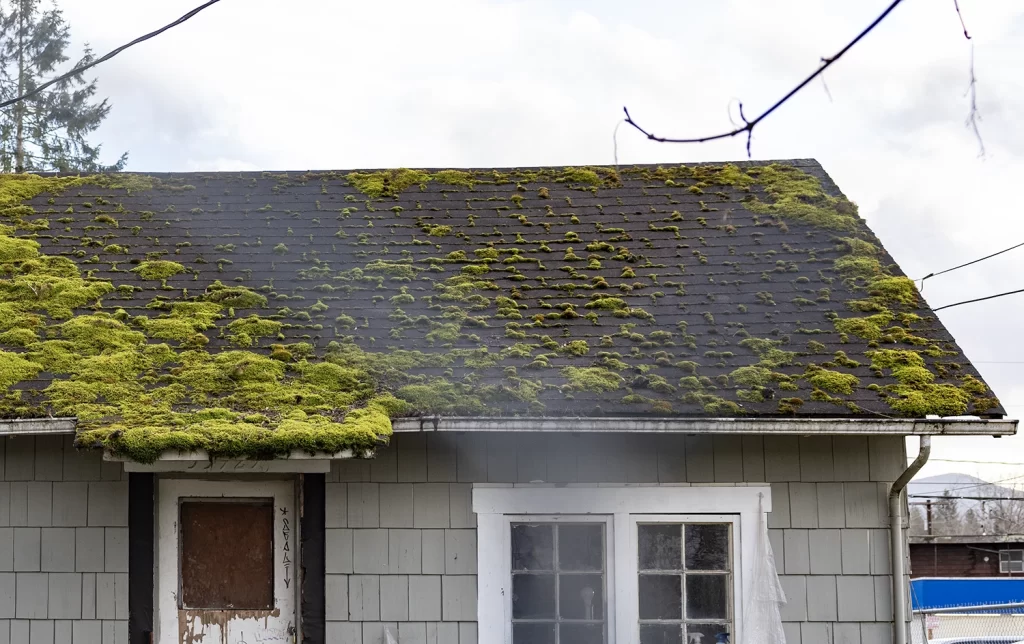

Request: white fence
left=912, top=602, right=1024, bottom=643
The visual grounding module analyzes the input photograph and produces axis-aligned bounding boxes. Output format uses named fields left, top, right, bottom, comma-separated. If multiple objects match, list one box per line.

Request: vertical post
left=128, top=472, right=155, bottom=643
left=300, top=473, right=325, bottom=644
left=925, top=500, right=933, bottom=535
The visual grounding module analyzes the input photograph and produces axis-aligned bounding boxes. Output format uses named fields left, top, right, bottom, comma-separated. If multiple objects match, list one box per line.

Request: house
left=911, top=534, right=1024, bottom=579
left=0, top=161, right=1013, bottom=644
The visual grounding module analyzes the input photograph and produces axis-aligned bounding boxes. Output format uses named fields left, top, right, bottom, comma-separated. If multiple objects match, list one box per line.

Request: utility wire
left=0, top=0, right=224, bottom=111
left=930, top=458, right=1024, bottom=466
left=909, top=472, right=1024, bottom=497
left=622, top=0, right=907, bottom=156
left=934, top=287, right=1024, bottom=312
left=917, top=240, right=1024, bottom=291
left=910, top=495, right=1024, bottom=502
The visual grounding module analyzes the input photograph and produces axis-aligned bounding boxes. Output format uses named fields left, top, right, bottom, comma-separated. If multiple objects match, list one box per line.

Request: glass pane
left=561, top=623, right=604, bottom=644
left=1013, top=561, right=1024, bottom=573
left=513, top=623, right=556, bottom=644
left=512, top=574, right=556, bottom=619
left=640, top=624, right=683, bottom=644
left=685, top=524, right=730, bottom=571
left=685, top=575, right=728, bottom=620
left=1010, top=551, right=1023, bottom=562
left=639, top=574, right=682, bottom=620
left=560, top=524, right=604, bottom=571
left=512, top=524, right=554, bottom=571
left=686, top=623, right=731, bottom=643
left=559, top=574, right=604, bottom=620
left=639, top=524, right=682, bottom=571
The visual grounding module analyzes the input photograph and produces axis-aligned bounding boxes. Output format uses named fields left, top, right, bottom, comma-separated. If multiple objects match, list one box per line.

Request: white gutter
left=0, top=418, right=76, bottom=435
left=889, top=435, right=931, bottom=644
left=391, top=416, right=1017, bottom=436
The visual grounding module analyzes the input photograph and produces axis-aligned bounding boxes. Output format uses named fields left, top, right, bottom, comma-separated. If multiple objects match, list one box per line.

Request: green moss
left=226, top=315, right=283, bottom=347
left=347, top=169, right=430, bottom=198
left=131, top=260, right=185, bottom=281
left=562, top=366, right=623, bottom=392
left=834, top=313, right=894, bottom=341
left=887, top=384, right=970, bottom=417
left=807, top=368, right=859, bottom=395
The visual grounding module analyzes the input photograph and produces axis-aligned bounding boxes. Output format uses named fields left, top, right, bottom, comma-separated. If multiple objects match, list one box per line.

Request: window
left=511, top=521, right=609, bottom=643
left=637, top=522, right=732, bottom=643
left=1000, top=549, right=1023, bottom=574
left=475, top=486, right=769, bottom=644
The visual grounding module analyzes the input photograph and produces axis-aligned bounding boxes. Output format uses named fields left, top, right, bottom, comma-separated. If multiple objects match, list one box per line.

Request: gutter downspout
left=889, top=435, right=931, bottom=644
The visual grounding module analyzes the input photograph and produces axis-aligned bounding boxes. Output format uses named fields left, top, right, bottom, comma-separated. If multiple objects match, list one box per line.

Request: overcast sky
left=55, top=0, right=1024, bottom=483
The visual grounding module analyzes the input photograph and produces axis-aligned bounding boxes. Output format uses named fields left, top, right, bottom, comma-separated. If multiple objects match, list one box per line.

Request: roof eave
left=391, top=416, right=1018, bottom=436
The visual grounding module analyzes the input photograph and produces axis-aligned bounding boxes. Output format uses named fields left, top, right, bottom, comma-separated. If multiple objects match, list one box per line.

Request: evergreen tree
left=934, top=492, right=962, bottom=536
left=909, top=506, right=927, bottom=535
left=0, top=0, right=125, bottom=172
left=962, top=508, right=983, bottom=535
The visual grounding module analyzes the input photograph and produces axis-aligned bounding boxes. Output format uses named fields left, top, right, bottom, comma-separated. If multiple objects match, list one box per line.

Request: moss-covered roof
left=0, top=160, right=1003, bottom=461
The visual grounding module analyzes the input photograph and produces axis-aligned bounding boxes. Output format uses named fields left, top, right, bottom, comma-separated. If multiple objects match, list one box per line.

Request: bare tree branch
left=622, top=0, right=907, bottom=156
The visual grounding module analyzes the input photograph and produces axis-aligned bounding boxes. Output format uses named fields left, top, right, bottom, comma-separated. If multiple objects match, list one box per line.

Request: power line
left=0, top=0, right=224, bottom=111
left=910, top=495, right=1024, bottom=502
left=909, top=472, right=1024, bottom=497
left=933, top=287, right=1024, bottom=311
left=918, top=240, right=1024, bottom=290
left=622, top=0, right=907, bottom=155
left=930, top=458, right=1024, bottom=466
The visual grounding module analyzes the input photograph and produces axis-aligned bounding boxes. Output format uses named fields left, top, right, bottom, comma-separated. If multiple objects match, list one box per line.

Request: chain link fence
left=912, top=602, right=1024, bottom=643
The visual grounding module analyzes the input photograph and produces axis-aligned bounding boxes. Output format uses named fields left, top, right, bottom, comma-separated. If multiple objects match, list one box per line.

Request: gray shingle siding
left=0, top=437, right=126, bottom=642
left=327, top=431, right=907, bottom=644
left=0, top=430, right=907, bottom=642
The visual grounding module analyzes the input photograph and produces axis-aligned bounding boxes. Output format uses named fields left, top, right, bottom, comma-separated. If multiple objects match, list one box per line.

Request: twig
left=953, top=0, right=971, bottom=39
left=964, top=43, right=985, bottom=157
left=622, top=0, right=907, bottom=156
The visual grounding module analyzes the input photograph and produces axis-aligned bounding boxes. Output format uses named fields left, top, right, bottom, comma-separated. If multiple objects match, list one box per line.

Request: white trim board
left=474, top=484, right=770, bottom=644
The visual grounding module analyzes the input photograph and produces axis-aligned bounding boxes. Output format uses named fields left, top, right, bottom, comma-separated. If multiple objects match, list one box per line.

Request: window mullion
left=613, top=512, right=635, bottom=644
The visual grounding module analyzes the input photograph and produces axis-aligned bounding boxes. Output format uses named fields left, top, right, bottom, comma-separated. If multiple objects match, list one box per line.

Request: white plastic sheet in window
left=741, top=493, right=787, bottom=644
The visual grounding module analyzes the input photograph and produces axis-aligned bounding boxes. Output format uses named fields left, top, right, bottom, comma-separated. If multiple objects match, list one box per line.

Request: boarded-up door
left=158, top=479, right=296, bottom=643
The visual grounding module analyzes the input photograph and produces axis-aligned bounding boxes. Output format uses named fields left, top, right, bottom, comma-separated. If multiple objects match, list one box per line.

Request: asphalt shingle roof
left=0, top=160, right=1004, bottom=459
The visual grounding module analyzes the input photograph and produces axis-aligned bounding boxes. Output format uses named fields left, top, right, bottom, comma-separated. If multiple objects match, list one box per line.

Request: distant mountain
left=908, top=473, right=1024, bottom=536
left=908, top=473, right=1023, bottom=504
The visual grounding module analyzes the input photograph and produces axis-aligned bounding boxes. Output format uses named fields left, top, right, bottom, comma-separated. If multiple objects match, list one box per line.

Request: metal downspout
left=889, top=435, right=931, bottom=644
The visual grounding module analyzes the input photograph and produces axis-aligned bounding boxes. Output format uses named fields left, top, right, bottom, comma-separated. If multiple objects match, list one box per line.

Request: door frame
left=156, top=478, right=297, bottom=643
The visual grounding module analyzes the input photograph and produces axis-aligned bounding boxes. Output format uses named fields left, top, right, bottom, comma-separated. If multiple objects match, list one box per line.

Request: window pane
left=685, top=524, right=730, bottom=571
left=640, top=624, right=683, bottom=644
left=687, top=623, right=731, bottom=643
left=513, top=524, right=554, bottom=571
left=560, top=524, right=604, bottom=572
left=180, top=500, right=274, bottom=609
left=639, top=574, right=682, bottom=620
left=560, top=623, right=604, bottom=644
left=639, top=524, right=682, bottom=571
left=686, top=575, right=729, bottom=620
left=1010, top=550, right=1023, bottom=562
left=559, top=574, right=604, bottom=620
left=513, top=623, right=556, bottom=644
left=512, top=574, right=556, bottom=619
left=1012, top=561, right=1024, bottom=573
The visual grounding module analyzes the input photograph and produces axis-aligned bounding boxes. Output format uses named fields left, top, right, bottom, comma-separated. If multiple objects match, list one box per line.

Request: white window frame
left=999, top=549, right=1024, bottom=574
left=475, top=485, right=771, bottom=644
left=504, top=515, right=616, bottom=643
